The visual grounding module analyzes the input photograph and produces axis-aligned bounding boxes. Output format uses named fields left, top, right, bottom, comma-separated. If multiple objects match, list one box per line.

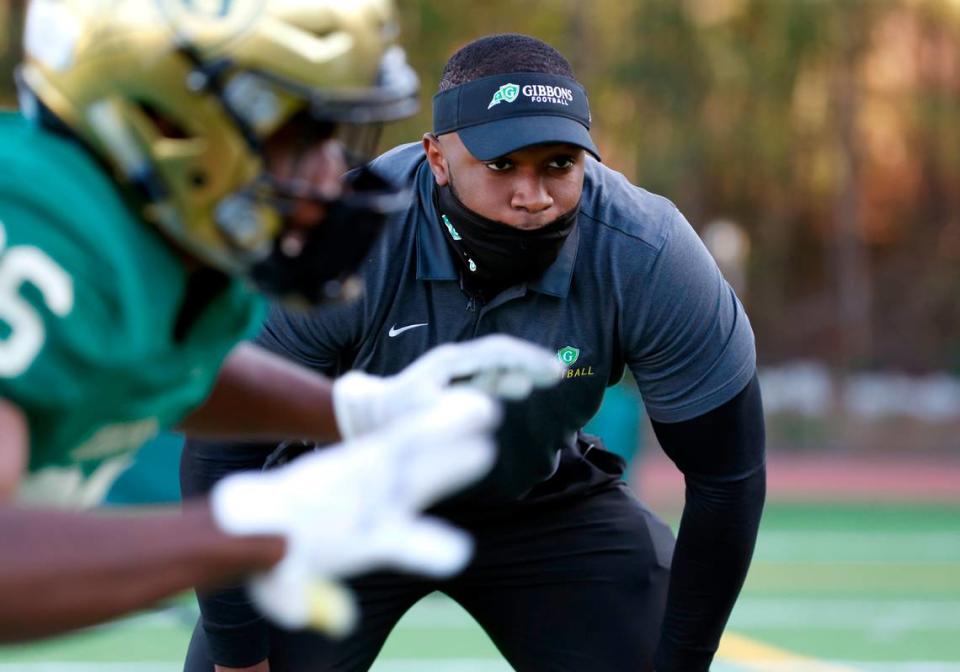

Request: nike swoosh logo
left=388, top=323, right=428, bottom=337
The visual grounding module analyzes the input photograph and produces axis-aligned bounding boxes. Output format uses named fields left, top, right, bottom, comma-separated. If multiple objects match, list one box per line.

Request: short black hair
left=438, top=34, right=575, bottom=92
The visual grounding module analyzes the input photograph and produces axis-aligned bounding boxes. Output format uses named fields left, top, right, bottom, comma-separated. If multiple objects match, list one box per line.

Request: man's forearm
left=653, top=467, right=766, bottom=671
left=650, top=374, right=766, bottom=671
left=0, top=502, right=284, bottom=642
left=180, top=343, right=341, bottom=443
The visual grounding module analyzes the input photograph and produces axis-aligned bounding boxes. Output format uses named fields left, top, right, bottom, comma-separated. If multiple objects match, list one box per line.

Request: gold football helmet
left=18, top=0, right=418, bottom=302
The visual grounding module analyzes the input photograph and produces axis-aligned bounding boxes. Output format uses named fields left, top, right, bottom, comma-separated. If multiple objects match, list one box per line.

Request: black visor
left=433, top=72, right=600, bottom=161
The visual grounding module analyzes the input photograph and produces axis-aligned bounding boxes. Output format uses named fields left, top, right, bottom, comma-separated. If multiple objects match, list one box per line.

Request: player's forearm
left=653, top=467, right=765, bottom=671
left=0, top=501, right=284, bottom=642
left=180, top=342, right=341, bottom=442
left=0, top=399, right=28, bottom=499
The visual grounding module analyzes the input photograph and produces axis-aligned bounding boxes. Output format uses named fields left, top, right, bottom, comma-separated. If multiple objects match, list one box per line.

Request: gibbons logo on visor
left=520, top=83, right=574, bottom=106
left=487, top=83, right=519, bottom=109
left=434, top=72, right=600, bottom=161
left=486, top=82, right=575, bottom=109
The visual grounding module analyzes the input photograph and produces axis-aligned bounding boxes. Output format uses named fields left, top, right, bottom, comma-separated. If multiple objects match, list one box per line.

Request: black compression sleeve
left=650, top=373, right=766, bottom=672
left=181, top=437, right=276, bottom=668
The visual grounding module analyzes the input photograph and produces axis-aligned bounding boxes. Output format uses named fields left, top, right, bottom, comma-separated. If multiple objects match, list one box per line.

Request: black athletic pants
left=183, top=447, right=675, bottom=672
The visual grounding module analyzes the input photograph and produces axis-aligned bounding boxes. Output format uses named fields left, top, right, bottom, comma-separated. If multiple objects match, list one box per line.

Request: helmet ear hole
left=190, top=171, right=208, bottom=188
left=135, top=101, right=192, bottom=140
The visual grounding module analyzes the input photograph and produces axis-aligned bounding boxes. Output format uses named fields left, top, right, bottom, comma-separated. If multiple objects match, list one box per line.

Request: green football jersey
left=0, top=112, right=264, bottom=506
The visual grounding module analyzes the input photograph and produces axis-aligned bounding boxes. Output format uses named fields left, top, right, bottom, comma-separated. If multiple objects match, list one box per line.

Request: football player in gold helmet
left=0, top=0, right=563, bottom=642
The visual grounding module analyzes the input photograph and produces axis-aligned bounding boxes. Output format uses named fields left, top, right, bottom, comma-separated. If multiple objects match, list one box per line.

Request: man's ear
left=422, top=133, right=450, bottom=186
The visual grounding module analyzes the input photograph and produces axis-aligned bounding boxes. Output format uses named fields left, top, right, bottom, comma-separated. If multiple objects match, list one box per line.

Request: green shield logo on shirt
left=487, top=83, right=520, bottom=109
left=557, top=346, right=580, bottom=366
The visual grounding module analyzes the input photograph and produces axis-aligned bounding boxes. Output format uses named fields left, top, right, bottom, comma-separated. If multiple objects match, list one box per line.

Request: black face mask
left=436, top=183, right=578, bottom=294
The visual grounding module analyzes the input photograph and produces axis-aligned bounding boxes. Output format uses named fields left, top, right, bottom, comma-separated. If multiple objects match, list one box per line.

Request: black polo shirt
left=256, top=143, right=756, bottom=504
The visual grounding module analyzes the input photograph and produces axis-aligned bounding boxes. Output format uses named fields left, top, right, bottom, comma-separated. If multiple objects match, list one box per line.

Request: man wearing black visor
left=184, top=33, right=765, bottom=672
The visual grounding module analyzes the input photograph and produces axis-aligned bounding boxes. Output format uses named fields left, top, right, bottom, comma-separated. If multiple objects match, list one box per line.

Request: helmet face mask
left=334, top=122, right=384, bottom=169
left=19, top=0, right=419, bottom=304
left=249, top=164, right=410, bottom=306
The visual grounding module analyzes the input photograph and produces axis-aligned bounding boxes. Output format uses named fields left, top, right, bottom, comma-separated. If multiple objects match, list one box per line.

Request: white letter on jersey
left=0, top=221, right=74, bottom=377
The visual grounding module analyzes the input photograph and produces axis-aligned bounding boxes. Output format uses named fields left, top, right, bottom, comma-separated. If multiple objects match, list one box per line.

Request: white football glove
left=332, top=334, right=564, bottom=439
left=211, top=388, right=500, bottom=635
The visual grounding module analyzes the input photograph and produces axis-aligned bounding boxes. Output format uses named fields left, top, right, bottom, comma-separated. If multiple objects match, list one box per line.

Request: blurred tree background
left=387, top=0, right=960, bottom=377
left=2, top=0, right=959, bottom=377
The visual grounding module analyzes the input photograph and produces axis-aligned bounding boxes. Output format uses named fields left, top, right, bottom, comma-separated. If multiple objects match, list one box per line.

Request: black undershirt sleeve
left=650, top=373, right=766, bottom=672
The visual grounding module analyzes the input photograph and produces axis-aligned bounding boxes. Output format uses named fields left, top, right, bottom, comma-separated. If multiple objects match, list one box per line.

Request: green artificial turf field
left=2, top=502, right=958, bottom=671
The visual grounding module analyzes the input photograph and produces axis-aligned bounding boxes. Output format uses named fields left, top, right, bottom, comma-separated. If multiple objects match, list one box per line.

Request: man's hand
left=210, top=388, right=500, bottom=635
left=332, top=334, right=564, bottom=439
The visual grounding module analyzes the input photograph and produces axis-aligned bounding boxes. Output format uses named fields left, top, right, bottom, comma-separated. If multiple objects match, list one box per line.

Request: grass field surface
left=2, top=501, right=958, bottom=671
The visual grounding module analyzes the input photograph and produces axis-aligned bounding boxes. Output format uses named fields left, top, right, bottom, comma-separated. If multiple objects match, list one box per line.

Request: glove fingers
left=303, top=577, right=359, bottom=638
left=369, top=516, right=475, bottom=578
left=468, top=370, right=536, bottom=400
left=440, top=335, right=564, bottom=388
left=388, top=387, right=501, bottom=445
left=392, top=434, right=496, bottom=510
left=249, top=561, right=358, bottom=637
left=495, top=371, right=536, bottom=399
left=375, top=390, right=499, bottom=508
left=271, top=390, right=497, bottom=513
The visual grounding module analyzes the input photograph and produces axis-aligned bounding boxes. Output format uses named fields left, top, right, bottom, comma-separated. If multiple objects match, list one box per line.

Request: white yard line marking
left=754, top=531, right=960, bottom=562
left=0, top=665, right=181, bottom=672
left=729, top=598, right=960, bottom=630
left=5, top=662, right=960, bottom=672
left=0, top=664, right=514, bottom=672
left=715, top=666, right=960, bottom=672
left=372, top=661, right=513, bottom=672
